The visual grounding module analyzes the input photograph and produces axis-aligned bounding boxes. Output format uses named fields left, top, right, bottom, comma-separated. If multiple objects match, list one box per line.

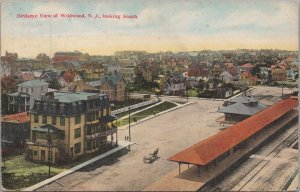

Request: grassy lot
left=115, top=102, right=158, bottom=118
left=2, top=155, right=66, bottom=190
left=117, top=101, right=177, bottom=127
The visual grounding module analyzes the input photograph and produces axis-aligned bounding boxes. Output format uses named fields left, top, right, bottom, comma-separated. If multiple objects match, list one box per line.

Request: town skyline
left=2, top=48, right=298, bottom=59
left=1, top=0, right=298, bottom=58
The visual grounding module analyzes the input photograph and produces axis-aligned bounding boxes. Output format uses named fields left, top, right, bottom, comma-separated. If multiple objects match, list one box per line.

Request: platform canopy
left=168, top=98, right=298, bottom=166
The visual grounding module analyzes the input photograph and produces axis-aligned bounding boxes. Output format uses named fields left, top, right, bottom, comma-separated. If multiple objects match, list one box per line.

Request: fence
left=111, top=99, right=158, bottom=115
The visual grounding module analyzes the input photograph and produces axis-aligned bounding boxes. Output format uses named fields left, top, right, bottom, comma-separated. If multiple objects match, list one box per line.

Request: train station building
left=145, top=97, right=298, bottom=191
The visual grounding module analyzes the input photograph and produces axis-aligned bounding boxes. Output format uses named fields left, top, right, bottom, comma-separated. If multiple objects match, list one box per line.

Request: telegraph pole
left=47, top=126, right=51, bottom=178
left=128, top=106, right=131, bottom=150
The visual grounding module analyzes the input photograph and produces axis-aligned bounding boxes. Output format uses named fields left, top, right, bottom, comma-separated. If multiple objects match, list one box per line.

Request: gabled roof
left=241, top=63, right=254, bottom=68
left=168, top=98, right=298, bottom=166
left=241, top=71, right=253, bottom=78
left=41, top=71, right=60, bottom=81
left=218, top=101, right=267, bottom=116
left=61, top=70, right=81, bottom=82
left=20, top=72, right=35, bottom=81
left=60, top=80, right=98, bottom=92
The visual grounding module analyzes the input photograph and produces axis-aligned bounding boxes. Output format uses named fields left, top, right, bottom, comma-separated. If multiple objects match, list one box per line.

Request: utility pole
left=128, top=106, right=131, bottom=150
left=47, top=126, right=51, bottom=178
left=186, top=78, right=189, bottom=103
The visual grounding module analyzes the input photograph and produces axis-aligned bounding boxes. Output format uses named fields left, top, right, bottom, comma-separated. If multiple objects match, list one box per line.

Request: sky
left=1, top=0, right=298, bottom=58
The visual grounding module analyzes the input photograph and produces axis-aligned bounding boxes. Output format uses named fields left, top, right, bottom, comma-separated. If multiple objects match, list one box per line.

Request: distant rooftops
left=88, top=73, right=124, bottom=88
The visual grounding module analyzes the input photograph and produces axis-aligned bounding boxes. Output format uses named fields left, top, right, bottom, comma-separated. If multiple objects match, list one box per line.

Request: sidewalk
left=118, top=101, right=195, bottom=130
left=23, top=140, right=135, bottom=191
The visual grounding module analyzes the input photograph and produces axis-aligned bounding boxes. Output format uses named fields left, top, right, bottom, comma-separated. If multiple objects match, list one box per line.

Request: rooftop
left=53, top=92, right=105, bottom=103
left=2, top=112, right=30, bottom=123
left=168, top=98, right=298, bottom=166
left=7, top=92, right=30, bottom=97
left=88, top=73, right=124, bottom=87
left=17, top=79, right=49, bottom=87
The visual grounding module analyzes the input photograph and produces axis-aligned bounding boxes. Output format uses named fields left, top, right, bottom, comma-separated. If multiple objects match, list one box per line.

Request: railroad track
left=202, top=121, right=298, bottom=191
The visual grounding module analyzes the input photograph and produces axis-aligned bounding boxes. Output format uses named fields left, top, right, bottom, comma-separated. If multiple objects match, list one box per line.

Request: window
left=34, top=114, right=39, bottom=123
left=52, top=116, right=57, bottom=125
left=87, top=112, right=97, bottom=122
left=60, top=117, right=65, bottom=126
left=87, top=141, right=92, bottom=150
left=36, top=132, right=47, bottom=140
left=42, top=115, right=47, bottom=124
left=75, top=115, right=81, bottom=124
left=74, top=142, right=81, bottom=154
left=74, top=128, right=81, bottom=139
left=34, top=151, right=37, bottom=156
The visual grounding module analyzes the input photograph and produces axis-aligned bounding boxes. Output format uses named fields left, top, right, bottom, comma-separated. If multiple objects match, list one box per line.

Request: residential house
left=164, top=72, right=186, bottom=96
left=1, top=76, right=18, bottom=114
left=187, top=62, right=210, bottom=81
left=240, top=71, right=259, bottom=86
left=271, top=64, right=286, bottom=81
left=60, top=80, right=99, bottom=93
left=16, top=79, right=49, bottom=109
left=220, top=71, right=233, bottom=84
left=105, top=62, right=120, bottom=74
left=19, top=71, right=36, bottom=81
left=135, top=62, right=160, bottom=83
left=88, top=73, right=126, bottom=102
left=211, top=64, right=223, bottom=78
left=1, top=76, right=17, bottom=95
left=0, top=65, right=12, bottom=78
left=40, top=71, right=61, bottom=83
left=239, top=63, right=254, bottom=73
left=218, top=93, right=267, bottom=122
left=58, top=70, right=82, bottom=87
left=81, top=62, right=106, bottom=81
left=7, top=92, right=30, bottom=113
left=119, top=66, right=136, bottom=83
left=1, top=112, right=30, bottom=148
left=25, top=92, right=118, bottom=163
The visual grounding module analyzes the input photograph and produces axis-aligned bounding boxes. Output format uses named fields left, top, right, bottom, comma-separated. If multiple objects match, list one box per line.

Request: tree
left=198, top=79, right=205, bottom=93
left=49, top=79, right=62, bottom=90
left=78, top=71, right=88, bottom=81
left=250, top=66, right=261, bottom=77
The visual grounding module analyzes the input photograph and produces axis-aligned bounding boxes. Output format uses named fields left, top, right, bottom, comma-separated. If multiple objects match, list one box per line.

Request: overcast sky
left=1, top=0, right=298, bottom=58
